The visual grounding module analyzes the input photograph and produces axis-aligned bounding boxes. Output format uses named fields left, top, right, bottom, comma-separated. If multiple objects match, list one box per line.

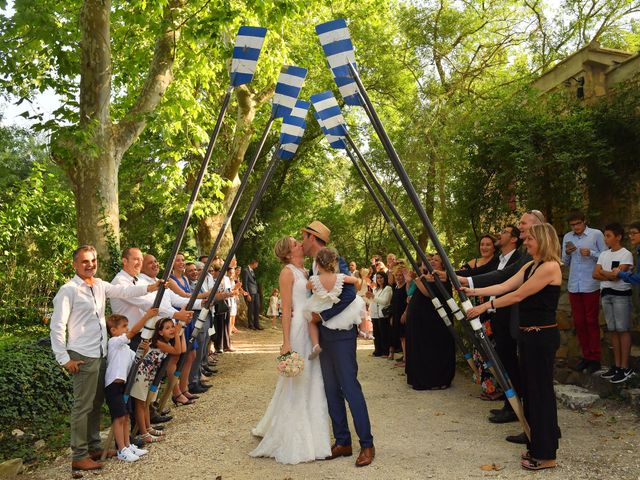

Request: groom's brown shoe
left=327, top=444, right=352, bottom=459
left=355, top=446, right=375, bottom=467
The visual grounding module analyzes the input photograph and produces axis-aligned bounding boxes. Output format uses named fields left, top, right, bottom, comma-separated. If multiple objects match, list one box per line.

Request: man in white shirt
left=464, top=225, right=523, bottom=424
left=111, top=250, right=193, bottom=349
left=50, top=245, right=159, bottom=471
left=348, top=261, right=357, bottom=276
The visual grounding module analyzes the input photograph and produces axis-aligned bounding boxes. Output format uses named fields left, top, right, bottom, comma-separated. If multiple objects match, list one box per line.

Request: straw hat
left=302, top=220, right=331, bottom=244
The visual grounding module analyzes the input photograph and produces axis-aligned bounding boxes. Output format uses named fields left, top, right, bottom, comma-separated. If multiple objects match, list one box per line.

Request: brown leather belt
left=519, top=323, right=558, bottom=332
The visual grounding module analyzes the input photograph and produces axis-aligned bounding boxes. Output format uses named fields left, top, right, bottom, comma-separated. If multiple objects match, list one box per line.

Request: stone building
left=532, top=42, right=640, bottom=372
left=533, top=40, right=640, bottom=102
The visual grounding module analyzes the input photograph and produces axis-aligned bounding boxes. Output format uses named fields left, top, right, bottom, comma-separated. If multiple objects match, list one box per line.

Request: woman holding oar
left=465, top=223, right=562, bottom=471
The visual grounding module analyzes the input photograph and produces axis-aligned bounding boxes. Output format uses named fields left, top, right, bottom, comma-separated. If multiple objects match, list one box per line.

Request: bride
left=249, top=236, right=331, bottom=464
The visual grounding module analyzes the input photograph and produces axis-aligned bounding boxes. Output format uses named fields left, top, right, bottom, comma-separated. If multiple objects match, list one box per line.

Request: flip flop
left=521, top=458, right=557, bottom=471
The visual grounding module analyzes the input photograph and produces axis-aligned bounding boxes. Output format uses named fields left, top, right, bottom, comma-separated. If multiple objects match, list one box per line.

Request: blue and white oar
left=156, top=65, right=308, bottom=412
left=272, top=65, right=308, bottom=118
left=123, top=25, right=268, bottom=406
left=278, top=99, right=310, bottom=160
left=316, top=20, right=529, bottom=439
left=231, top=26, right=268, bottom=87
left=311, top=91, right=478, bottom=379
left=315, top=19, right=361, bottom=106
left=196, top=102, right=310, bottom=354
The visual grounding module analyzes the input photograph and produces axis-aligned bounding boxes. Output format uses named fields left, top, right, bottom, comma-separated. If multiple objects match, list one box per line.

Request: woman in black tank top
left=464, top=223, right=562, bottom=471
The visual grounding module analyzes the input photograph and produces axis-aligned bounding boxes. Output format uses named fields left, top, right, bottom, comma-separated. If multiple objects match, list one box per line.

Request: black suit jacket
left=469, top=248, right=528, bottom=339
left=242, top=266, right=259, bottom=295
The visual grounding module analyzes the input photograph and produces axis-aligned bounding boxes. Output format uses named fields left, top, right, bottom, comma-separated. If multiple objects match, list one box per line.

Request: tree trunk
left=51, top=0, right=183, bottom=275
left=196, top=85, right=274, bottom=255
left=68, top=148, right=120, bottom=272
left=418, top=142, right=437, bottom=253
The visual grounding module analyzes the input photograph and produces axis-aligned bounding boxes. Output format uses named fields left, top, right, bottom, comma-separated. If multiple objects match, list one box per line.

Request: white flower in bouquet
left=276, top=351, right=305, bottom=377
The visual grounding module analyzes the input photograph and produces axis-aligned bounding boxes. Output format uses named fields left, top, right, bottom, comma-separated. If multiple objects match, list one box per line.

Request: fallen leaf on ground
left=480, top=463, right=503, bottom=471
left=590, top=410, right=604, bottom=417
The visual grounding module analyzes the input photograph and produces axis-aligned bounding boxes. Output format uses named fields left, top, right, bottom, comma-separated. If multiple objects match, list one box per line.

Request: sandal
left=148, top=428, right=165, bottom=437
left=140, top=433, right=165, bottom=443
left=479, top=391, right=504, bottom=401
left=521, top=458, right=557, bottom=471
left=172, top=394, right=195, bottom=406
left=521, top=451, right=531, bottom=461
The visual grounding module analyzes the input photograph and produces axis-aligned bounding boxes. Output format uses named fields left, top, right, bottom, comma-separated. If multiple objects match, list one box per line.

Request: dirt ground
left=29, top=326, right=640, bottom=480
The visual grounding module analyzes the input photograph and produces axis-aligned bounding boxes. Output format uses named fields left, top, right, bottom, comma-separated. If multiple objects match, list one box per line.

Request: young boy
left=614, top=221, right=640, bottom=285
left=105, top=307, right=158, bottom=461
left=593, top=223, right=634, bottom=383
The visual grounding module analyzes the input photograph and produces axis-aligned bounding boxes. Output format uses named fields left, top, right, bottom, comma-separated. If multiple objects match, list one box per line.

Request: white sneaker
left=128, top=444, right=148, bottom=457
left=117, top=446, right=140, bottom=462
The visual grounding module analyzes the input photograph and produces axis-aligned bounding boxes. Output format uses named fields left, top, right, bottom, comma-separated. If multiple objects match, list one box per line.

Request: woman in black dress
left=389, top=261, right=408, bottom=363
left=404, top=255, right=456, bottom=390
left=466, top=223, right=562, bottom=471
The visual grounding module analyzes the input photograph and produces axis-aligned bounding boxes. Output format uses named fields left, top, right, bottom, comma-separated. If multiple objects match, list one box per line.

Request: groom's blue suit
left=317, top=257, right=373, bottom=449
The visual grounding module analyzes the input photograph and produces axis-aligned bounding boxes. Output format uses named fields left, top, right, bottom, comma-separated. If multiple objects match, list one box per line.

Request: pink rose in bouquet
left=276, top=351, right=304, bottom=377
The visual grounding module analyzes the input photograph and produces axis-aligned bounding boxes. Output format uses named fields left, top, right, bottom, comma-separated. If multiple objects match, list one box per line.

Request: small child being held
left=305, top=247, right=363, bottom=360
left=105, top=307, right=158, bottom=462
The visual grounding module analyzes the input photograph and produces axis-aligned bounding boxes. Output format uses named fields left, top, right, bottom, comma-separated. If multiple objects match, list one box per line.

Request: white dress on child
left=249, top=264, right=331, bottom=464
left=304, top=274, right=364, bottom=329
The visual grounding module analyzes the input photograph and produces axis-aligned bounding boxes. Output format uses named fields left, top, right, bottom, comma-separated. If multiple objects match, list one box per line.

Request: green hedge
left=0, top=339, right=72, bottom=462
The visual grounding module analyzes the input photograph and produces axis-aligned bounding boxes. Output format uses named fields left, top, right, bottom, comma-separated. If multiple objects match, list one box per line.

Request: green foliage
left=0, top=339, right=73, bottom=463
left=447, top=79, right=640, bottom=261
left=0, top=129, right=76, bottom=329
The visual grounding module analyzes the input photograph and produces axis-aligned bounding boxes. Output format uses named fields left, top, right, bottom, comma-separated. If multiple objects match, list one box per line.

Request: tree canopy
left=1, top=0, right=639, bottom=303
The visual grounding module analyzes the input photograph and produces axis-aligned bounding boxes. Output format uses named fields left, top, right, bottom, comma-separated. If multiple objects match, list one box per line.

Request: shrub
left=0, top=339, right=72, bottom=462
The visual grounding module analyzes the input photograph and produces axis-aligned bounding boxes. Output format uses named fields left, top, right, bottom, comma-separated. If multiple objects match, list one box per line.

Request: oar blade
left=315, top=19, right=361, bottom=106
left=310, top=91, right=348, bottom=149
left=277, top=100, right=310, bottom=160
left=272, top=65, right=308, bottom=119
left=231, top=26, right=268, bottom=87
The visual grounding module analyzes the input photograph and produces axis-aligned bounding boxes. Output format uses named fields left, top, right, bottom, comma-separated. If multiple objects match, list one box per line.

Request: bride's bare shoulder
left=279, top=265, right=294, bottom=281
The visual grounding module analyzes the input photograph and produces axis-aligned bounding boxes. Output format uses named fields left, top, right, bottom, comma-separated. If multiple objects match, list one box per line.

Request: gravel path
left=29, top=327, right=640, bottom=479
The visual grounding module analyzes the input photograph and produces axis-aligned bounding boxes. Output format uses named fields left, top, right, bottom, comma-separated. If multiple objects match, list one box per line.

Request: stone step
left=555, top=363, right=640, bottom=400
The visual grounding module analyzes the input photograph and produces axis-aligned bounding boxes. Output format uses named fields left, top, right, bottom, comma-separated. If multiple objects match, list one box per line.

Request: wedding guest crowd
left=50, top=245, right=262, bottom=471
left=50, top=209, right=639, bottom=473
left=362, top=209, right=638, bottom=472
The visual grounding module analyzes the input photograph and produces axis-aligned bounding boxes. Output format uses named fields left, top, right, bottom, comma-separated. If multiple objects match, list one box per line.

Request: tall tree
left=1, top=0, right=189, bottom=269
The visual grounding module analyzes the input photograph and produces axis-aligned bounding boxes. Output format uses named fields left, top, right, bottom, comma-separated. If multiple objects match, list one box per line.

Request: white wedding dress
left=249, top=264, right=332, bottom=464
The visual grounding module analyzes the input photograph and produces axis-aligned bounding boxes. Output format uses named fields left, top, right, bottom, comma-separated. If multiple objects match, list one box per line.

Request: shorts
left=601, top=294, right=632, bottom=332
left=105, top=381, right=129, bottom=420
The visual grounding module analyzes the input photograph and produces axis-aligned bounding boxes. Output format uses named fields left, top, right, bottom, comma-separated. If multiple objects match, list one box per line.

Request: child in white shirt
left=105, top=307, right=157, bottom=462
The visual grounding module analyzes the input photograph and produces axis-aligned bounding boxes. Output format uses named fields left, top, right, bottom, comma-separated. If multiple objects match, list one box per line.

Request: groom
left=301, top=220, right=375, bottom=467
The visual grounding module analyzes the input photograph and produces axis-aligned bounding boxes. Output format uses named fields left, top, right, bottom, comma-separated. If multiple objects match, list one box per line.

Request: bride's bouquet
left=276, top=351, right=304, bottom=377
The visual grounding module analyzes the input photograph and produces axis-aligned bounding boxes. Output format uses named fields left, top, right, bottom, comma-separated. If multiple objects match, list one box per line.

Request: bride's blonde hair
left=274, top=236, right=294, bottom=264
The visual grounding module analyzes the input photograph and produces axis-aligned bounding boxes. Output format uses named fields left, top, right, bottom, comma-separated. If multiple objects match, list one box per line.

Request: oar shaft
left=185, top=115, right=276, bottom=312
left=154, top=87, right=234, bottom=309
left=344, top=144, right=476, bottom=377
left=349, top=64, right=528, bottom=437
left=123, top=89, right=233, bottom=400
